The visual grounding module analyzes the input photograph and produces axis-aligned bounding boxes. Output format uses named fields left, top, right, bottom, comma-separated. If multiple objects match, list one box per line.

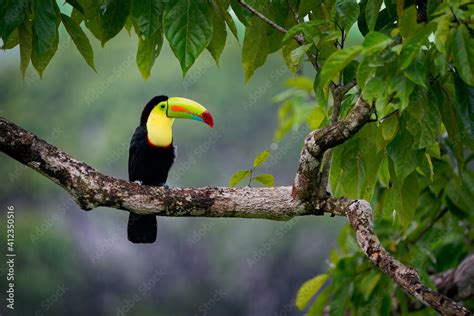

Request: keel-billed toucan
left=128, top=95, right=214, bottom=243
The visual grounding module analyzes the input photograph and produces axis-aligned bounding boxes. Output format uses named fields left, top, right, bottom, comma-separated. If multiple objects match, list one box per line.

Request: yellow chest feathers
left=146, top=107, right=175, bottom=147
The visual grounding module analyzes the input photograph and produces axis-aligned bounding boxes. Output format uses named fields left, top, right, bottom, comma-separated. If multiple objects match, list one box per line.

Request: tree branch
left=236, top=0, right=303, bottom=43
left=316, top=82, right=353, bottom=197
left=0, top=117, right=346, bottom=219
left=433, top=254, right=474, bottom=301
left=1, top=116, right=470, bottom=315
left=347, top=201, right=471, bottom=316
left=293, top=96, right=372, bottom=202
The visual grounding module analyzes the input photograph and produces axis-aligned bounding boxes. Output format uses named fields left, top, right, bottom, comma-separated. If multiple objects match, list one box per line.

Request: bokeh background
left=0, top=23, right=346, bottom=316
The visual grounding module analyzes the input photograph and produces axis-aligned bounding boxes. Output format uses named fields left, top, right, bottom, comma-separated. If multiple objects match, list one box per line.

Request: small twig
left=236, top=0, right=321, bottom=71
left=286, top=0, right=300, bottom=23
left=236, top=0, right=300, bottom=40
left=408, top=207, right=449, bottom=244
left=379, top=109, right=400, bottom=123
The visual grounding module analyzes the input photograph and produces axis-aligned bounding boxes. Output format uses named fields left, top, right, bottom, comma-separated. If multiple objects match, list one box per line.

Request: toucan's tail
left=127, top=213, right=157, bottom=243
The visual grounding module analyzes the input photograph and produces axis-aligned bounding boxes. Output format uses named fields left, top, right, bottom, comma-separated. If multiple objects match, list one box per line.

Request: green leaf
left=131, top=0, right=165, bottom=38
left=215, top=0, right=238, bottom=40
left=31, top=0, right=58, bottom=76
left=387, top=125, right=424, bottom=183
left=71, top=8, right=84, bottom=24
left=330, top=282, right=353, bottom=316
left=253, top=150, right=270, bottom=168
left=131, top=0, right=165, bottom=78
left=446, top=172, right=474, bottom=216
left=360, top=271, right=382, bottom=301
left=61, top=14, right=96, bottom=71
left=295, top=274, right=329, bottom=311
left=283, top=21, right=322, bottom=44
left=80, top=0, right=131, bottom=45
left=254, top=174, right=274, bottom=187
left=330, top=123, right=385, bottom=200
left=403, top=52, right=427, bottom=88
left=282, top=40, right=299, bottom=73
left=399, top=22, right=436, bottom=69
left=229, top=170, right=251, bottom=187
left=336, top=0, right=360, bottom=31
left=285, top=76, right=314, bottom=92
left=452, top=24, right=474, bottom=86
left=164, top=0, right=213, bottom=75
left=289, top=43, right=313, bottom=69
left=307, top=286, right=331, bottom=316
left=320, top=46, right=362, bottom=90
left=454, top=72, right=474, bottom=141
left=1, top=0, right=27, bottom=42
left=398, top=6, right=419, bottom=38
left=136, top=31, right=163, bottom=79
left=381, top=112, right=399, bottom=141
left=362, top=31, right=391, bottom=49
left=207, top=1, right=227, bottom=65
left=356, top=48, right=378, bottom=88
left=432, top=82, right=464, bottom=171
left=66, top=0, right=84, bottom=13
left=79, top=0, right=102, bottom=40
left=434, top=13, right=450, bottom=54
left=365, top=0, right=383, bottom=31
left=99, top=0, right=131, bottom=45
left=307, top=107, right=326, bottom=130
left=2, top=28, right=18, bottom=49
left=392, top=171, right=419, bottom=228
left=124, top=16, right=133, bottom=35
left=18, top=18, right=32, bottom=77
left=242, top=18, right=269, bottom=82
left=405, top=91, right=441, bottom=149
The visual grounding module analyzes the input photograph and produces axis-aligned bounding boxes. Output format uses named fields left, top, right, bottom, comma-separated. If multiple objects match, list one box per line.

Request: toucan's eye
left=160, top=104, right=165, bottom=109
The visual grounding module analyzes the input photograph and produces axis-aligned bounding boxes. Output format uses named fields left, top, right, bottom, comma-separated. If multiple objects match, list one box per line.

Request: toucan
left=128, top=95, right=214, bottom=243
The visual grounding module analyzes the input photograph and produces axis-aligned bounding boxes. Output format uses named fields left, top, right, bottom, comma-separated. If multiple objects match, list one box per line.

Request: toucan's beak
left=166, top=97, right=214, bottom=128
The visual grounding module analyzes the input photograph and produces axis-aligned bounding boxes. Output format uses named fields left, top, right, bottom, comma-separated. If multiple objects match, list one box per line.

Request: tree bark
left=433, top=254, right=474, bottom=301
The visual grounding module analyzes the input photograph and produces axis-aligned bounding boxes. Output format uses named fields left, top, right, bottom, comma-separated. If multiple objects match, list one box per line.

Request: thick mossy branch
left=0, top=117, right=345, bottom=219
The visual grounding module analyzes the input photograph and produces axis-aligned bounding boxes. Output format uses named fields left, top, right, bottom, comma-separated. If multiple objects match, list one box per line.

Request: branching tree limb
left=347, top=201, right=471, bottom=315
left=292, top=96, right=373, bottom=202
left=1, top=114, right=471, bottom=315
left=433, top=254, right=474, bottom=301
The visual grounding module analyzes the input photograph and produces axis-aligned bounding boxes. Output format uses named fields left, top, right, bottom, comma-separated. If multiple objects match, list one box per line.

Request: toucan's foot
left=133, top=180, right=143, bottom=185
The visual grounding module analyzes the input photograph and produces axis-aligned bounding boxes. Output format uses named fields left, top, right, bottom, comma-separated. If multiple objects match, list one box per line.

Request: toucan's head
left=140, top=95, right=214, bottom=128
left=141, top=95, right=214, bottom=147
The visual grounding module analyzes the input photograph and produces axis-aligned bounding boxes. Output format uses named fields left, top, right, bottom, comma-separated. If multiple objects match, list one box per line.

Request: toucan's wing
left=128, top=126, right=147, bottom=182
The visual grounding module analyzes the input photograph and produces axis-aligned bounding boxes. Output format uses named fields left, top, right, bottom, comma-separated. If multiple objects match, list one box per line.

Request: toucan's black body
left=127, top=96, right=175, bottom=243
